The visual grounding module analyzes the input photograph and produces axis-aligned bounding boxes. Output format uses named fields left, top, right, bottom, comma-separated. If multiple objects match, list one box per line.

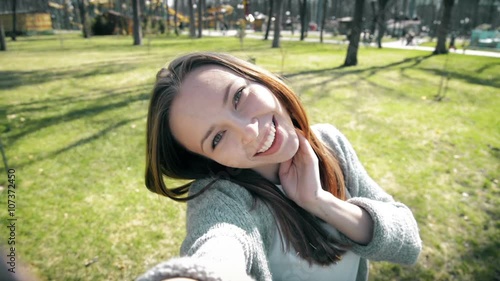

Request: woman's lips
left=254, top=116, right=282, bottom=157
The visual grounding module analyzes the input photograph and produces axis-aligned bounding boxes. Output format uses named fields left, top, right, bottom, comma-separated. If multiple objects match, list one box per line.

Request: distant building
left=0, top=0, right=53, bottom=35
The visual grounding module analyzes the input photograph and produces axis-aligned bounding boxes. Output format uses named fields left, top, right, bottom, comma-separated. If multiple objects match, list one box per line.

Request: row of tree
left=0, top=0, right=478, bottom=63
left=124, top=0, right=464, bottom=66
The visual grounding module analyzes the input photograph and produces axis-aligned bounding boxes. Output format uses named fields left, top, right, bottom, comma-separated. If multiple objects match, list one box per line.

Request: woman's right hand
left=278, top=130, right=328, bottom=210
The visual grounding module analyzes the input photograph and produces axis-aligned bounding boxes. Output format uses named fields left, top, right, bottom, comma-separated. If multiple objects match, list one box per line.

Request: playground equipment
left=167, top=7, right=189, bottom=23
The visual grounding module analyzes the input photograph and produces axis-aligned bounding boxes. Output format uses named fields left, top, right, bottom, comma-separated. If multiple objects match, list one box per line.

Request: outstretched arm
left=136, top=179, right=273, bottom=281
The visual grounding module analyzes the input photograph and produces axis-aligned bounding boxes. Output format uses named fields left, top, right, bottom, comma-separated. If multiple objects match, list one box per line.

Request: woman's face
left=169, top=65, right=299, bottom=175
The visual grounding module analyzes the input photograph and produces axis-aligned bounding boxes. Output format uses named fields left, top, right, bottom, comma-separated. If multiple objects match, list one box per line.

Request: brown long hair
left=145, top=52, right=348, bottom=265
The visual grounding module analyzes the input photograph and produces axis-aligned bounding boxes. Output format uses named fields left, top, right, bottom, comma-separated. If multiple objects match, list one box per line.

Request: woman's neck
left=252, top=163, right=281, bottom=184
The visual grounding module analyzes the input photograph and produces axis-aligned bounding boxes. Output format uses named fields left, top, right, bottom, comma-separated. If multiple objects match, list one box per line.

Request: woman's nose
left=235, top=117, right=259, bottom=145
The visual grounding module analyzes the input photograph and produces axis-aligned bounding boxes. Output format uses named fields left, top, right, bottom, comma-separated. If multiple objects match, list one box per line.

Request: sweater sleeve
left=313, top=124, right=422, bottom=265
left=136, top=178, right=273, bottom=281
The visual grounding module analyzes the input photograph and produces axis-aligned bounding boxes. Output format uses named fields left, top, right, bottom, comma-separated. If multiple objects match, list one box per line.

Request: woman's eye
left=233, top=87, right=244, bottom=109
left=212, top=131, right=225, bottom=149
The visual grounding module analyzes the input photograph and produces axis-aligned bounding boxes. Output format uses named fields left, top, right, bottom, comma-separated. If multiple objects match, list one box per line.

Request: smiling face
left=169, top=65, right=299, bottom=181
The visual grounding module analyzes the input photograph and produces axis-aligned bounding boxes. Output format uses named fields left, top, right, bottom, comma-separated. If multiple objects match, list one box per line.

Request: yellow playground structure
left=166, top=4, right=234, bottom=27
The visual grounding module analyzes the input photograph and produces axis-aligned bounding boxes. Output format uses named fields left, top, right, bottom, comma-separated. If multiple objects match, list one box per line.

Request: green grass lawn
left=0, top=33, right=498, bottom=281
left=420, top=40, right=465, bottom=50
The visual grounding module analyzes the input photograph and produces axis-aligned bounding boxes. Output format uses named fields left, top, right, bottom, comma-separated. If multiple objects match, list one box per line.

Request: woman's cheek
left=221, top=154, right=242, bottom=169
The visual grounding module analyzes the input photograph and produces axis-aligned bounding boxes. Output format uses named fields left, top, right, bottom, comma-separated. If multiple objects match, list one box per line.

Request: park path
left=203, top=29, right=500, bottom=58
left=382, top=40, right=500, bottom=58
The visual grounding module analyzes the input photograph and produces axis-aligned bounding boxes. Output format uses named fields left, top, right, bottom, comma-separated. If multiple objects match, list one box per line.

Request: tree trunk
left=1, top=21, right=7, bottom=51
left=369, top=0, right=377, bottom=38
left=11, top=0, right=16, bottom=41
left=63, top=1, right=71, bottom=30
left=272, top=0, right=284, bottom=48
left=376, top=0, right=389, bottom=48
left=320, top=0, right=328, bottom=43
left=334, top=0, right=341, bottom=18
left=174, top=0, right=179, bottom=35
left=188, top=0, right=196, bottom=37
left=165, top=0, right=170, bottom=35
left=264, top=0, right=274, bottom=40
left=197, top=0, right=203, bottom=38
left=298, top=0, right=307, bottom=41
left=204, top=0, right=208, bottom=32
left=144, top=0, right=153, bottom=36
left=152, top=2, right=160, bottom=33
left=79, top=0, right=91, bottom=38
left=391, top=0, right=398, bottom=37
left=402, top=0, right=409, bottom=17
left=343, top=0, right=365, bottom=66
left=434, top=0, right=454, bottom=55
left=471, top=0, right=479, bottom=30
left=132, top=0, right=142, bottom=45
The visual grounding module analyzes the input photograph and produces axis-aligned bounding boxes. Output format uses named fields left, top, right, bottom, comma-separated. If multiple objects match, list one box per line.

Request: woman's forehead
left=179, top=65, right=245, bottom=97
left=184, top=64, right=239, bottom=83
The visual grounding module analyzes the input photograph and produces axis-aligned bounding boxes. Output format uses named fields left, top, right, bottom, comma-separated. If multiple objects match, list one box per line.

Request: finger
left=295, top=132, right=317, bottom=163
left=279, top=158, right=293, bottom=175
left=295, top=133, right=308, bottom=157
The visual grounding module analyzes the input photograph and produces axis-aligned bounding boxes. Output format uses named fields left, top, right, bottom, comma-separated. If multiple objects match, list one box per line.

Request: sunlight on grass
left=0, top=34, right=498, bottom=281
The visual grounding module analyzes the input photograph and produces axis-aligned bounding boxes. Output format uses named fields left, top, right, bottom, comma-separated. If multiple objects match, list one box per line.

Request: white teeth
left=257, top=122, right=276, bottom=153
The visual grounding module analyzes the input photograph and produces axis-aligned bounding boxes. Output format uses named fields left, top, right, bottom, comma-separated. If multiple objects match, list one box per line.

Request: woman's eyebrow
left=200, top=80, right=235, bottom=152
left=222, top=80, right=231, bottom=106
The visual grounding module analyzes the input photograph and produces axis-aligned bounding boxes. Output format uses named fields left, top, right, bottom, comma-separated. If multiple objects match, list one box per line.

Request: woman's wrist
left=302, top=189, right=337, bottom=219
left=304, top=190, right=374, bottom=245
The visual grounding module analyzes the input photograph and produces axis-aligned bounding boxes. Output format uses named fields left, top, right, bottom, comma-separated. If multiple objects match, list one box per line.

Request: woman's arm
left=308, top=191, right=374, bottom=245
left=136, top=179, right=273, bottom=281
left=280, top=124, right=422, bottom=265
left=318, top=124, right=422, bottom=264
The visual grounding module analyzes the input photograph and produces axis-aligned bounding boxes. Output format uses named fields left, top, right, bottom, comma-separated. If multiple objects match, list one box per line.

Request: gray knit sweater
left=136, top=124, right=422, bottom=281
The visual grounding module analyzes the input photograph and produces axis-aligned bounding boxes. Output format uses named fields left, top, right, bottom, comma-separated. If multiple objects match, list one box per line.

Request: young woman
left=138, top=52, right=421, bottom=281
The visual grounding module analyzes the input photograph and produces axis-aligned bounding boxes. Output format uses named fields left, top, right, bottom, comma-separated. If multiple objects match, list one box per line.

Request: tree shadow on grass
left=397, top=54, right=436, bottom=83
left=374, top=227, right=500, bottom=280
left=452, top=196, right=500, bottom=280
left=419, top=67, right=500, bottom=89
left=12, top=115, right=144, bottom=170
left=457, top=236, right=500, bottom=280
left=284, top=54, right=433, bottom=80
left=475, top=62, right=500, bottom=74
left=372, top=262, right=435, bottom=281
left=11, top=84, right=151, bottom=115
left=286, top=54, right=434, bottom=102
left=9, top=38, right=158, bottom=53
left=1, top=60, right=147, bottom=90
left=4, top=83, right=152, bottom=146
left=0, top=51, right=173, bottom=90
left=0, top=62, right=133, bottom=90
left=486, top=144, right=500, bottom=160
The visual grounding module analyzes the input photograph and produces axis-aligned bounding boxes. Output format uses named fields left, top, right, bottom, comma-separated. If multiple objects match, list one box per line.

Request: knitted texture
left=135, top=256, right=256, bottom=281
left=136, top=124, right=422, bottom=281
left=314, top=124, right=422, bottom=265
